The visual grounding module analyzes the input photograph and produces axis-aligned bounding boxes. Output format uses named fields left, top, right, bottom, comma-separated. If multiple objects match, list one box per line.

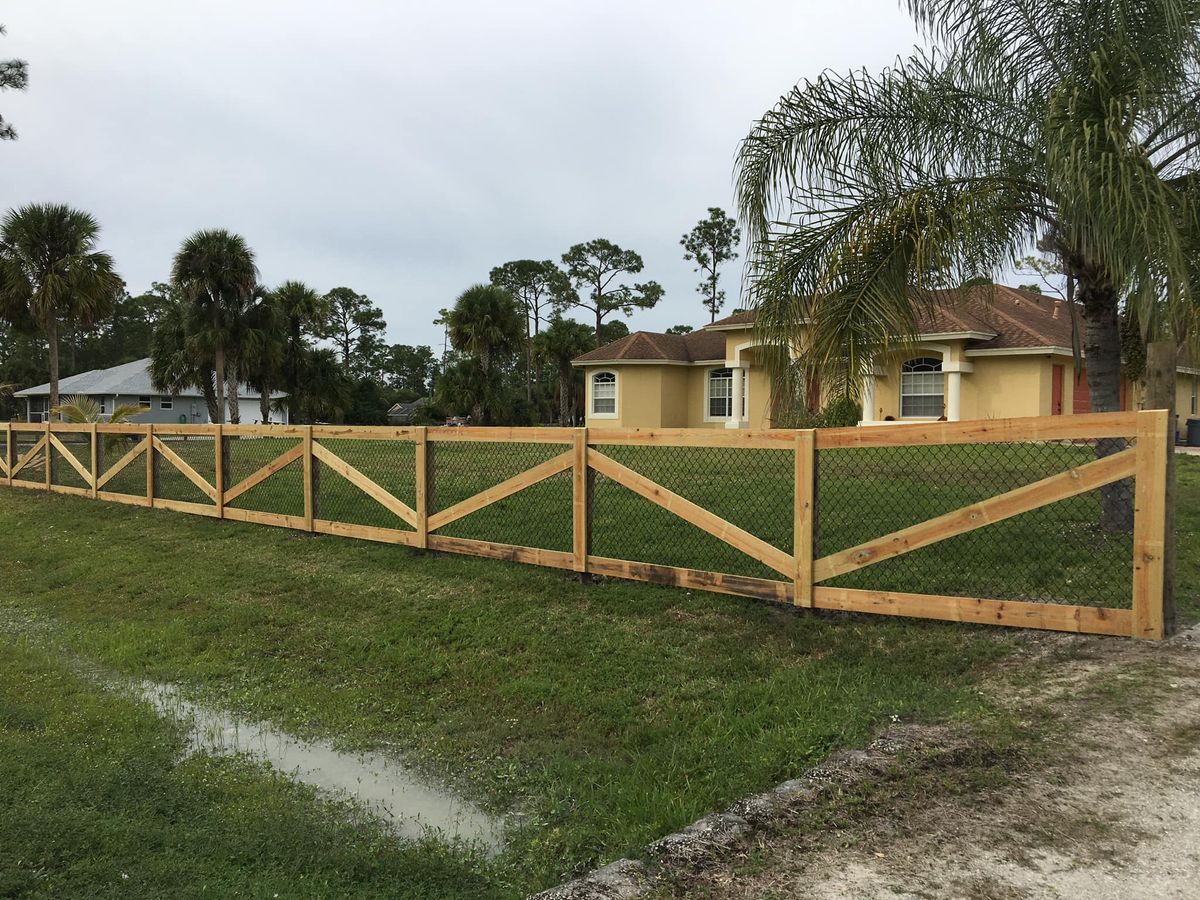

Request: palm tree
left=169, top=230, right=257, bottom=424
left=535, top=318, right=595, bottom=425
left=446, top=284, right=525, bottom=423
left=289, top=348, right=352, bottom=424
left=272, top=281, right=328, bottom=423
left=52, top=394, right=147, bottom=468
left=736, top=0, right=1200, bottom=530
left=0, top=204, right=122, bottom=414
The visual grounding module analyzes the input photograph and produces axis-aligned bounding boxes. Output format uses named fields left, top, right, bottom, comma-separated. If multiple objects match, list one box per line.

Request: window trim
left=704, top=366, right=747, bottom=423
left=899, top=356, right=945, bottom=420
left=137, top=396, right=153, bottom=410
left=158, top=396, right=173, bottom=410
left=589, top=370, right=618, bottom=420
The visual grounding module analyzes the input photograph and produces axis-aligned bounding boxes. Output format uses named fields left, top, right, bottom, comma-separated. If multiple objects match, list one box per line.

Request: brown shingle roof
left=574, top=328, right=725, bottom=364
left=574, top=285, right=1078, bottom=364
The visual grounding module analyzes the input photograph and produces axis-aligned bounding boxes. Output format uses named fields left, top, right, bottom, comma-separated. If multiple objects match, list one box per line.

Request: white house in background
left=14, top=358, right=289, bottom=425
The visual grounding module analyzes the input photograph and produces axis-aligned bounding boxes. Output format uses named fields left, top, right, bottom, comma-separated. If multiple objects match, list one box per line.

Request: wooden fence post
left=3, top=422, right=11, bottom=487
left=44, top=420, right=52, bottom=490
left=1144, top=341, right=1177, bottom=634
left=794, top=429, right=816, bottom=607
left=415, top=425, right=428, bottom=549
left=89, top=423, right=98, bottom=499
left=214, top=424, right=225, bottom=519
left=573, top=427, right=589, bottom=573
left=1132, top=408, right=1169, bottom=639
left=303, top=425, right=315, bottom=532
left=146, top=424, right=155, bottom=507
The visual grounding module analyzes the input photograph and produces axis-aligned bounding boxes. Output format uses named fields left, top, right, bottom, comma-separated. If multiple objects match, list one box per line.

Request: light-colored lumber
left=214, top=424, right=224, bottom=519
left=89, top=423, right=98, bottom=499
left=813, top=586, right=1132, bottom=637
left=427, top=426, right=574, bottom=444
left=222, top=424, right=307, bottom=438
left=96, top=489, right=152, bottom=507
left=585, top=555, right=793, bottom=603
left=2, top=422, right=11, bottom=484
left=9, top=435, right=47, bottom=479
left=44, top=422, right=51, bottom=489
left=48, top=483, right=92, bottom=498
left=310, top=441, right=418, bottom=528
left=426, top=449, right=573, bottom=532
left=584, top=427, right=795, bottom=449
left=9, top=478, right=46, bottom=490
left=816, top=410, right=1138, bottom=448
left=794, top=429, right=815, bottom=608
left=587, top=448, right=794, bottom=578
left=151, top=437, right=217, bottom=502
left=95, top=422, right=146, bottom=435
left=95, top=437, right=149, bottom=490
left=148, top=497, right=220, bottom=518
left=47, top=422, right=92, bottom=433
left=573, top=428, right=588, bottom=572
left=219, top=506, right=308, bottom=530
left=311, top=425, right=418, bottom=440
left=222, top=442, right=305, bottom=505
left=813, top=447, right=1138, bottom=582
left=414, top=426, right=428, bottom=549
left=48, top=433, right=96, bottom=488
left=312, top=518, right=421, bottom=546
left=148, top=424, right=216, bottom=436
left=426, top=533, right=575, bottom=570
left=145, top=425, right=154, bottom=505
left=303, top=426, right=314, bottom=531
left=1132, top=409, right=1169, bottom=640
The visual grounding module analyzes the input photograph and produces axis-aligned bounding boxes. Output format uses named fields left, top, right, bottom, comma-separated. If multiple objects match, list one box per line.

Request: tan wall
left=963, top=355, right=1050, bottom=420
left=1176, top=372, right=1199, bottom=440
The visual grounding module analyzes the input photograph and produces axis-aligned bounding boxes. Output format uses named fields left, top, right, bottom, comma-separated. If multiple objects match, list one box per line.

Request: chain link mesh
left=225, top=436, right=305, bottom=516
left=154, top=435, right=217, bottom=505
left=95, top=431, right=146, bottom=496
left=815, top=438, right=1135, bottom=608
left=315, top=438, right=416, bottom=530
left=429, top=440, right=573, bottom=551
left=591, top=444, right=793, bottom=580
left=49, top=431, right=92, bottom=490
left=11, top=429, right=45, bottom=484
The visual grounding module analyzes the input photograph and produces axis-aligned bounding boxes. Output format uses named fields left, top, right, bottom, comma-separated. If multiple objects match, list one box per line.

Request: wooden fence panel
left=0, top=412, right=1171, bottom=639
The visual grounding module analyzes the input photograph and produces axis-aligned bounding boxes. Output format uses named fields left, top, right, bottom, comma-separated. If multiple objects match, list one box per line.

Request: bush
left=817, top=395, right=861, bottom=428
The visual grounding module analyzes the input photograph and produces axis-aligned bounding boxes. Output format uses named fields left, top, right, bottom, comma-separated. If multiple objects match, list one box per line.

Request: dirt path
left=647, top=628, right=1200, bottom=900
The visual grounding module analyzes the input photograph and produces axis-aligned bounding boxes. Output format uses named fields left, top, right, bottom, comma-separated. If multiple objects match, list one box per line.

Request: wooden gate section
left=0, top=410, right=1170, bottom=639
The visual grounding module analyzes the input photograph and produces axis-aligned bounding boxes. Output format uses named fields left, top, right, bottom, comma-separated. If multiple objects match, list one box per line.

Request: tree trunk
left=46, top=316, right=60, bottom=419
left=595, top=308, right=603, bottom=348
left=214, top=344, right=226, bottom=424
left=1145, top=340, right=1177, bottom=635
left=559, top=364, right=571, bottom=425
left=226, top=369, right=240, bottom=424
left=1077, top=274, right=1133, bottom=531
left=260, top=391, right=271, bottom=425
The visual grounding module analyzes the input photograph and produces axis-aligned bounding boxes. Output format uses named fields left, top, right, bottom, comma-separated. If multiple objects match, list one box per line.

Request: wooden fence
left=0, top=410, right=1170, bottom=639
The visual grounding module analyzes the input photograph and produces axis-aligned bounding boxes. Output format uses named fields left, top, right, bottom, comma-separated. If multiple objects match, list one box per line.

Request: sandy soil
left=672, top=628, right=1200, bottom=900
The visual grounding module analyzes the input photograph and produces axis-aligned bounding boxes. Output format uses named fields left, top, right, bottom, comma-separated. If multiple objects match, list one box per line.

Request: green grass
left=0, top=639, right=497, bottom=899
left=0, top=487, right=1021, bottom=895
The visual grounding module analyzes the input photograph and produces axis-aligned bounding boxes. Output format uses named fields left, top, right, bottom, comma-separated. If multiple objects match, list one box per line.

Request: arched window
left=591, top=371, right=617, bottom=417
left=900, top=357, right=944, bottom=418
left=707, top=367, right=733, bottom=418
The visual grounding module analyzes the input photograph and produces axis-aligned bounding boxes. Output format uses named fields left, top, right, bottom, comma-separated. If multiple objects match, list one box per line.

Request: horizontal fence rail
left=0, top=410, right=1170, bottom=639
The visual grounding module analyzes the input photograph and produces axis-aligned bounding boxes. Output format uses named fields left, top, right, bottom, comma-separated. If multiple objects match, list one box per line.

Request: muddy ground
left=638, top=626, right=1200, bottom=900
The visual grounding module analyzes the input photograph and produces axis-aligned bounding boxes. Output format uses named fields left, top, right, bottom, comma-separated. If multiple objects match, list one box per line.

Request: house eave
left=964, top=346, right=1073, bottom=357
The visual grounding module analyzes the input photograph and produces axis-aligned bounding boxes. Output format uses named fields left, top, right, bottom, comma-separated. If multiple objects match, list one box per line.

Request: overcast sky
left=2, top=1, right=919, bottom=350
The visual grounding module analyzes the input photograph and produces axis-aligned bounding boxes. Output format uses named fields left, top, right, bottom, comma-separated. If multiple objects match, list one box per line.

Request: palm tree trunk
left=46, top=316, right=60, bottom=419
left=226, top=371, right=240, bottom=424
left=1076, top=274, right=1133, bottom=532
left=260, top=390, right=271, bottom=424
left=214, top=344, right=226, bottom=425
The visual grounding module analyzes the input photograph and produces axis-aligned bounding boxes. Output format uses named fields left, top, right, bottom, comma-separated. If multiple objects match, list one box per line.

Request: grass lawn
left=1, top=453, right=1194, bottom=896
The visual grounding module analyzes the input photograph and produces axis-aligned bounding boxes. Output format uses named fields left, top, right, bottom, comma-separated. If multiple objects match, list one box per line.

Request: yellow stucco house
left=573, top=285, right=1200, bottom=439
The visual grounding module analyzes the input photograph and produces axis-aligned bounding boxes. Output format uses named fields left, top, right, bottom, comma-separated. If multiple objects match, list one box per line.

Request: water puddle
left=136, top=681, right=504, bottom=853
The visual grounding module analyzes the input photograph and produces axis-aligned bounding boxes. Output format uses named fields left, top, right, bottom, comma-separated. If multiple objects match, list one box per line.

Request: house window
left=138, top=396, right=152, bottom=409
left=99, top=398, right=108, bottom=414
left=591, top=371, right=617, bottom=417
left=900, top=357, right=944, bottom=418
left=159, top=397, right=173, bottom=410
left=708, top=368, right=733, bottom=418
